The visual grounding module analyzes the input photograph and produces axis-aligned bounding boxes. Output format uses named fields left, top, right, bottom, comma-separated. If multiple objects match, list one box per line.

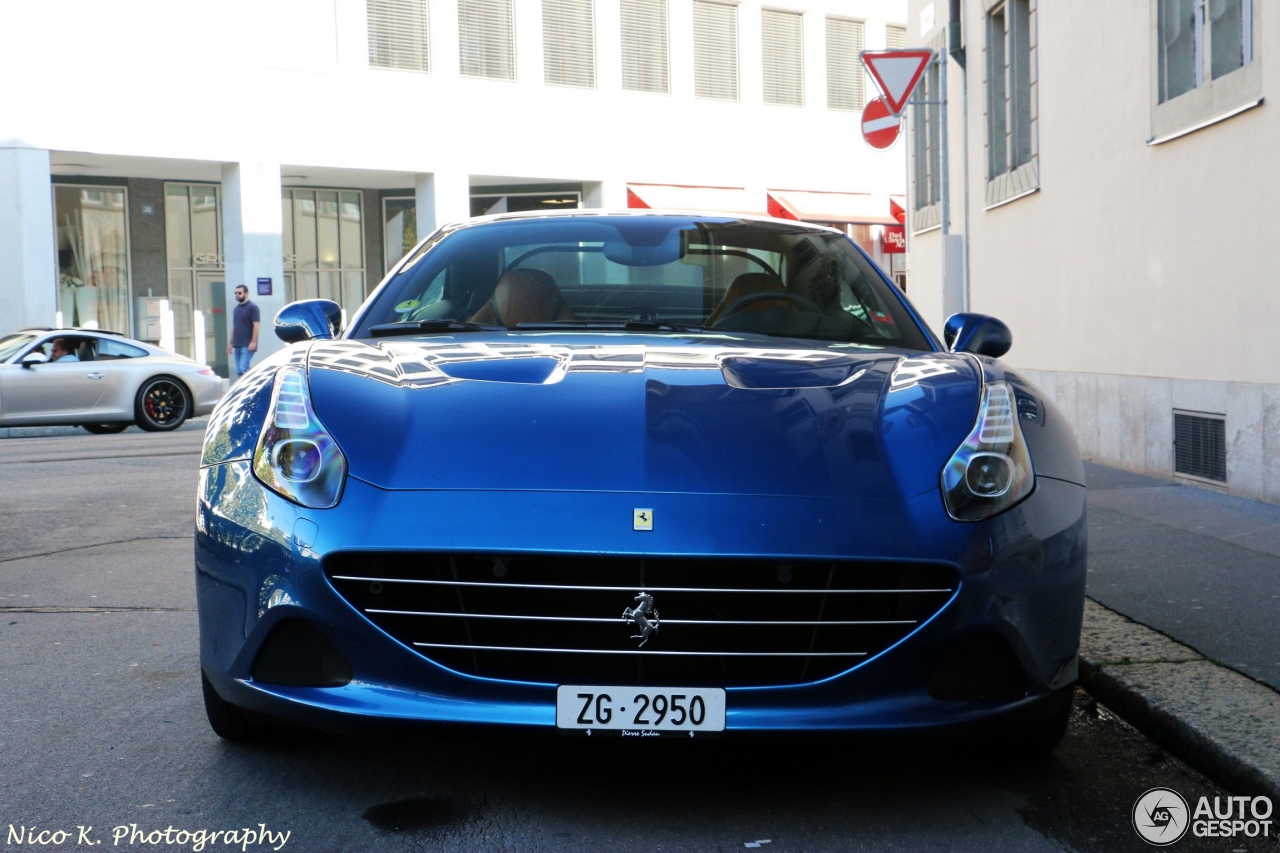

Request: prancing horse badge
left=633, top=508, right=654, bottom=531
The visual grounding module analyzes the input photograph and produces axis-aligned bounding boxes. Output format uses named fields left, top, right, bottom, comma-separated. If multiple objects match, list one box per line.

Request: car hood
left=306, top=336, right=981, bottom=500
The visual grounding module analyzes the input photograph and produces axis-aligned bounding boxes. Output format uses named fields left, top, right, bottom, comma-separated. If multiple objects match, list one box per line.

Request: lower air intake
left=927, top=632, right=1027, bottom=702
left=251, top=619, right=353, bottom=687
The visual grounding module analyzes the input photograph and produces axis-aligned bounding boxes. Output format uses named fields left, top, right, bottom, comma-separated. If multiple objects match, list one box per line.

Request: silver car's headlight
left=941, top=381, right=1034, bottom=521
left=252, top=366, right=346, bottom=508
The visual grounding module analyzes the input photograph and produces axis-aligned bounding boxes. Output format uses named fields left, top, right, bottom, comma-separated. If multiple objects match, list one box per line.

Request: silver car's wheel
left=135, top=376, right=191, bottom=432
left=82, top=423, right=130, bottom=434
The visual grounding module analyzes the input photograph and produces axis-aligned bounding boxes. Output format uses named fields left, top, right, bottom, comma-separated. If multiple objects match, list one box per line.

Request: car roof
left=19, top=326, right=125, bottom=337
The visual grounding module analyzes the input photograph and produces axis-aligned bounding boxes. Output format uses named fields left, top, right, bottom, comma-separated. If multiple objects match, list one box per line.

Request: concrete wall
left=1023, top=369, right=1280, bottom=506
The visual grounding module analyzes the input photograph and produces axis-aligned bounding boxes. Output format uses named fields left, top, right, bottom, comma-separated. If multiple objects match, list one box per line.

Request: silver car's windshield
left=0, top=333, right=38, bottom=363
left=352, top=216, right=929, bottom=348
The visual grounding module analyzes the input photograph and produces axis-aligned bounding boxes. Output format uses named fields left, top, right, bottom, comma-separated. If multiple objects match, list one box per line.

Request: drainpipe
left=949, top=0, right=971, bottom=312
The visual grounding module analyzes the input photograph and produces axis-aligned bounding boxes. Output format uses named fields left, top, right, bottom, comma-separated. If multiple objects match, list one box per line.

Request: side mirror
left=275, top=299, right=342, bottom=344
left=943, top=313, right=1012, bottom=358
left=21, top=352, right=49, bottom=369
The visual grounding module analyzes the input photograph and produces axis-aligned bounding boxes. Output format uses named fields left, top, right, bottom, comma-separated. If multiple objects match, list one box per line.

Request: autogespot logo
left=1133, top=788, right=1276, bottom=844
left=1133, top=788, right=1190, bottom=846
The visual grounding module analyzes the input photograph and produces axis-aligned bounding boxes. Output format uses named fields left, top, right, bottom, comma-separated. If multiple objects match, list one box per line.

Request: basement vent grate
left=1173, top=411, right=1226, bottom=483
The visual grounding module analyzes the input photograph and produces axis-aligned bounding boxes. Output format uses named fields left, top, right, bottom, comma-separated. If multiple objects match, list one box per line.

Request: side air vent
left=251, top=619, right=353, bottom=687
left=1173, top=410, right=1226, bottom=484
left=927, top=633, right=1027, bottom=702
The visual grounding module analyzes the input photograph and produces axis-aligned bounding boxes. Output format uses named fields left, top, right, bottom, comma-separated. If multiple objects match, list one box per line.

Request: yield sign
left=861, top=97, right=900, bottom=150
left=861, top=49, right=933, bottom=115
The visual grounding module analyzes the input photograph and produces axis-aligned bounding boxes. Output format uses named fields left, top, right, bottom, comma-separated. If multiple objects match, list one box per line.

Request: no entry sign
left=861, top=97, right=901, bottom=150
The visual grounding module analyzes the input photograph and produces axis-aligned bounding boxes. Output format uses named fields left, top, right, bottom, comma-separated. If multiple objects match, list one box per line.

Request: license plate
left=556, top=686, right=726, bottom=735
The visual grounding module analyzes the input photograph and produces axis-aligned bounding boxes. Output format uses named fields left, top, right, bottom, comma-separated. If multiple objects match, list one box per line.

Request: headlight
left=252, top=366, right=346, bottom=508
left=941, top=381, right=1033, bottom=521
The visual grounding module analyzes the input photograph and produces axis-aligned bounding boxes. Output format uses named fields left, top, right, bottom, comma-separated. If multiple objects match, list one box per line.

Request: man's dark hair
left=51, top=338, right=70, bottom=353
left=235, top=285, right=248, bottom=293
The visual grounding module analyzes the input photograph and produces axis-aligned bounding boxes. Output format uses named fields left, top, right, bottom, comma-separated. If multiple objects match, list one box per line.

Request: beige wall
left=909, top=0, right=1278, bottom=383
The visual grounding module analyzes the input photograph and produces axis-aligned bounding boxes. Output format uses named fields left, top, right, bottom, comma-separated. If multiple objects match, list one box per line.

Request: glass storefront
left=165, top=183, right=226, bottom=374
left=282, top=189, right=365, bottom=311
left=53, top=185, right=131, bottom=333
left=383, top=196, right=416, bottom=273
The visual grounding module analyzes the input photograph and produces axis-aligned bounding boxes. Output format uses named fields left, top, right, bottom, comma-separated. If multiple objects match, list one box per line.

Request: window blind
left=826, top=18, right=864, bottom=111
left=368, top=0, right=430, bottom=72
left=762, top=9, right=803, bottom=106
left=621, top=0, right=668, bottom=93
left=544, top=0, right=595, bottom=87
left=459, top=0, right=514, bottom=80
left=693, top=1, right=738, bottom=100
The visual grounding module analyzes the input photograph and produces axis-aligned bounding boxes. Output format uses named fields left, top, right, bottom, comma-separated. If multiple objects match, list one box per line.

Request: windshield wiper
left=514, top=320, right=707, bottom=333
left=368, top=320, right=503, bottom=337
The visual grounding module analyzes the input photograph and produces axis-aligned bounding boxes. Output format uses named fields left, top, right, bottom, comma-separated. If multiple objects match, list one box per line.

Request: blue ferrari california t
left=196, top=212, right=1085, bottom=750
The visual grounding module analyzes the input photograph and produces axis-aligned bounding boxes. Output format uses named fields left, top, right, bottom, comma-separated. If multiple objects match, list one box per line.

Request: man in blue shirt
left=226, top=285, right=260, bottom=380
left=50, top=338, right=80, bottom=362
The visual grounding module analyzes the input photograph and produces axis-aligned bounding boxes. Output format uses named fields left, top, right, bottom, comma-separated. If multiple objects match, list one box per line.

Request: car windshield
left=350, top=216, right=931, bottom=348
left=0, top=333, right=39, bottom=363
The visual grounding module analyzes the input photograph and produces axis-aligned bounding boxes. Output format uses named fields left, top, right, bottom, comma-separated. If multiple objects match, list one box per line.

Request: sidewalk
left=1085, top=461, right=1280, bottom=690
left=1079, top=461, right=1280, bottom=800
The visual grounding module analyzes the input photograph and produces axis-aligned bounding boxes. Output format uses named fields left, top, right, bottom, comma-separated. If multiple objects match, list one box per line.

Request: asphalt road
left=0, top=430, right=1269, bottom=852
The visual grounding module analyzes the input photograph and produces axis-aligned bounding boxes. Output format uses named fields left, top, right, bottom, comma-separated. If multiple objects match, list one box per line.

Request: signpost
left=861, top=97, right=901, bottom=149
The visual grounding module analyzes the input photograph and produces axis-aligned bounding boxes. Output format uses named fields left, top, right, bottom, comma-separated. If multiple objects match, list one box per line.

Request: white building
left=0, top=0, right=907, bottom=378
left=904, top=0, right=1280, bottom=505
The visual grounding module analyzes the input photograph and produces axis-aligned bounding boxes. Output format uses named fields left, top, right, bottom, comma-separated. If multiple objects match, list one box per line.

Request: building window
left=470, top=191, right=582, bottom=217
left=826, top=18, right=865, bottom=112
left=886, top=23, right=906, bottom=49
left=621, top=0, right=668, bottom=93
left=53, top=185, right=131, bottom=335
left=459, top=0, right=514, bottom=80
left=1158, top=0, right=1253, bottom=103
left=911, top=53, right=942, bottom=217
left=367, top=0, right=430, bottom=72
left=282, top=190, right=366, bottom=312
left=693, top=1, right=738, bottom=101
left=543, top=0, right=595, bottom=88
left=383, top=197, right=417, bottom=274
left=986, top=0, right=1035, bottom=181
left=762, top=9, right=803, bottom=106
left=165, top=184, right=225, bottom=370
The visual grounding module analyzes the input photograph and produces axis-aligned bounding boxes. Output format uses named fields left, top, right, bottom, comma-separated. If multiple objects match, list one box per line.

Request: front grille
left=326, top=554, right=956, bottom=687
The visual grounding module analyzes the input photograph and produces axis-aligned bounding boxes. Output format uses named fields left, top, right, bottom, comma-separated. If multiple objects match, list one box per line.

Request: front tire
left=1003, top=684, right=1075, bottom=759
left=82, top=423, right=130, bottom=434
left=135, top=376, right=191, bottom=432
left=202, top=672, right=258, bottom=742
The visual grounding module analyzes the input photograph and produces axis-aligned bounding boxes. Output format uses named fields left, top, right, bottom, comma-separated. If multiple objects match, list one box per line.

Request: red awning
left=766, top=190, right=900, bottom=226
left=626, top=184, right=764, bottom=215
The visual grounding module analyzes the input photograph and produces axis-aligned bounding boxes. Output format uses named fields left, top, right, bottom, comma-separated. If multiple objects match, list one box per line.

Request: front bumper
left=195, top=463, right=1086, bottom=733
left=190, top=374, right=224, bottom=417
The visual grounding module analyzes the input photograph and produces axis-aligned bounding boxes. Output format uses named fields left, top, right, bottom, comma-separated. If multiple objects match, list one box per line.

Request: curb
left=1078, top=598, right=1280, bottom=802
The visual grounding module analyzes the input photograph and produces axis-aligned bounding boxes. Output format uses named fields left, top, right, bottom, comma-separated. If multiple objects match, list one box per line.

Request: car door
left=0, top=337, right=110, bottom=423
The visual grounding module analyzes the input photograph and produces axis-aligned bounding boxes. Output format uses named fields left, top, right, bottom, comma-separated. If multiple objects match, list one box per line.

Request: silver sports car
left=0, top=327, right=224, bottom=433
